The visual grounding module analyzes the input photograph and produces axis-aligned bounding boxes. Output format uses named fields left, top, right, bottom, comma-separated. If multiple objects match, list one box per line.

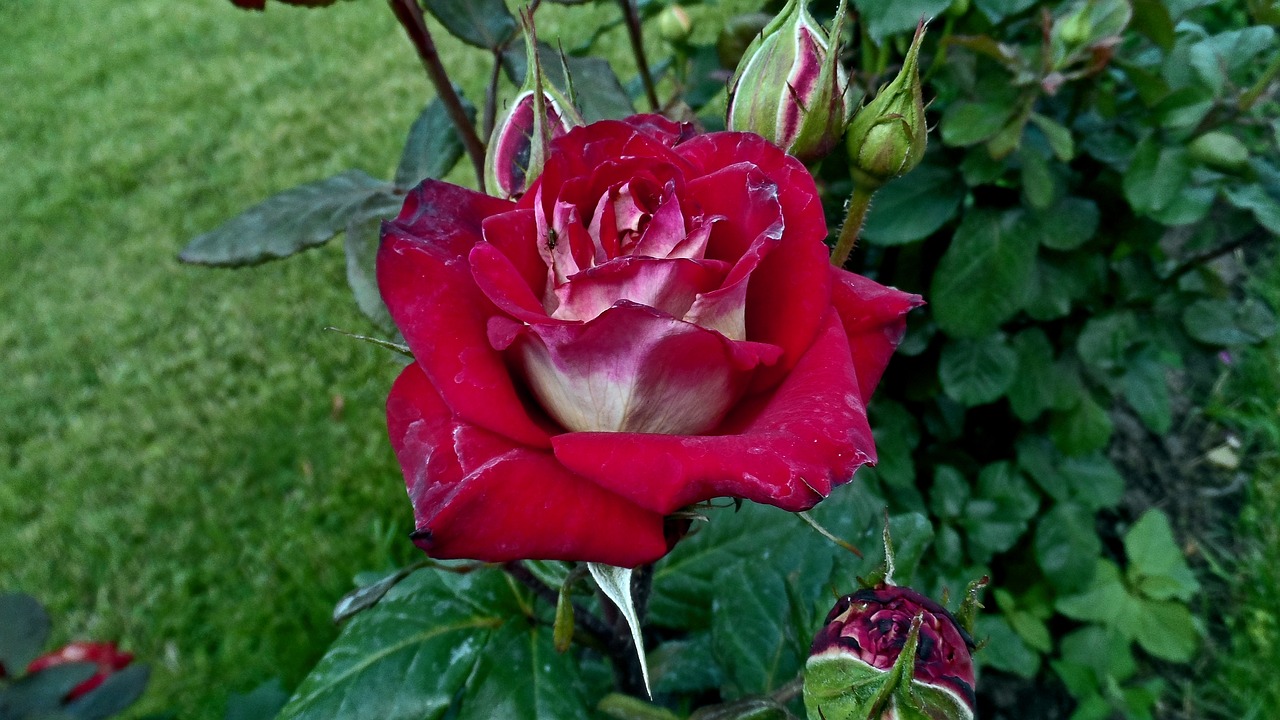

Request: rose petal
left=678, top=133, right=832, bottom=392
left=551, top=311, right=873, bottom=513
left=379, top=181, right=551, bottom=448
left=552, top=256, right=728, bottom=322
left=481, top=209, right=545, bottom=299
left=830, top=268, right=924, bottom=402
left=387, top=362, right=670, bottom=566
left=508, top=302, right=781, bottom=435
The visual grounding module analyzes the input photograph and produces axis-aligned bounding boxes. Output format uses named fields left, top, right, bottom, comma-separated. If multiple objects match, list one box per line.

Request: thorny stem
left=502, top=561, right=614, bottom=646
left=388, top=0, right=488, bottom=192
left=483, top=49, right=503, bottom=140
left=830, top=181, right=877, bottom=267
left=618, top=0, right=661, bottom=111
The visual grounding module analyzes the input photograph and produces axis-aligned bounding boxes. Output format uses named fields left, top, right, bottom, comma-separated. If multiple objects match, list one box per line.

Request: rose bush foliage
left=378, top=115, right=920, bottom=566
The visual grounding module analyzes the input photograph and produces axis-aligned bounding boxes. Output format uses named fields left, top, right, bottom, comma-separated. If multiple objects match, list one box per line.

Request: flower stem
left=503, top=561, right=613, bottom=646
left=387, top=0, right=488, bottom=192
left=618, top=0, right=661, bottom=111
left=830, top=180, right=877, bottom=268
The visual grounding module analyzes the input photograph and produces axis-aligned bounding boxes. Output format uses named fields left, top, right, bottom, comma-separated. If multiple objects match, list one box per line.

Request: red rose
left=379, top=114, right=920, bottom=566
left=26, top=641, right=134, bottom=701
left=228, top=0, right=341, bottom=10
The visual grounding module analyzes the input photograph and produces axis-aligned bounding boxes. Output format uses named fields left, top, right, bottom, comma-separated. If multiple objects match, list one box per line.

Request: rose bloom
left=228, top=0, right=339, bottom=9
left=379, top=115, right=920, bottom=566
left=26, top=641, right=134, bottom=701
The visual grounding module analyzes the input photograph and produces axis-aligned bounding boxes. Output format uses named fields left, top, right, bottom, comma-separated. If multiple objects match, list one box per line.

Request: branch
left=388, top=0, right=488, bottom=191
left=617, top=0, right=660, bottom=111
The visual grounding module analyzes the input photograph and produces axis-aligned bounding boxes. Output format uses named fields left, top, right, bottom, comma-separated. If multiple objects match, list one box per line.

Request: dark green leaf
left=597, top=694, right=681, bottom=720
left=5, top=663, right=97, bottom=717
left=332, top=565, right=420, bottom=624
left=1130, top=0, right=1175, bottom=49
left=279, top=568, right=589, bottom=720
left=1124, top=510, right=1199, bottom=601
left=1025, top=253, right=1101, bottom=321
left=1224, top=184, right=1280, bottom=235
left=181, top=171, right=398, bottom=267
left=1149, top=184, right=1214, bottom=226
left=1019, top=197, right=1098, bottom=251
left=226, top=679, right=290, bottom=720
left=1007, top=328, right=1056, bottom=421
left=1019, top=148, right=1057, bottom=211
left=1076, top=311, right=1139, bottom=376
left=1123, top=136, right=1190, bottom=216
left=0, top=592, right=50, bottom=675
left=852, top=0, right=953, bottom=41
left=939, top=335, right=1019, bottom=406
left=66, top=664, right=151, bottom=720
left=1122, top=352, right=1172, bottom=434
left=650, top=634, right=724, bottom=695
left=1035, top=503, right=1101, bottom=594
left=863, top=399, right=920, bottom=492
left=395, top=97, right=473, bottom=189
left=1132, top=600, right=1197, bottom=662
left=423, top=0, right=517, bottom=50
left=1049, top=393, right=1114, bottom=456
left=1029, top=113, right=1075, bottom=161
left=931, top=210, right=1038, bottom=338
left=974, top=615, right=1040, bottom=678
left=1060, top=626, right=1137, bottom=684
left=861, top=165, right=965, bottom=246
left=1059, top=455, right=1125, bottom=510
left=940, top=101, right=1011, bottom=147
left=1183, top=298, right=1280, bottom=346
left=973, top=0, right=1039, bottom=22
left=963, top=462, right=1038, bottom=563
left=929, top=465, right=970, bottom=520
left=710, top=562, right=805, bottom=699
left=344, top=216, right=395, bottom=332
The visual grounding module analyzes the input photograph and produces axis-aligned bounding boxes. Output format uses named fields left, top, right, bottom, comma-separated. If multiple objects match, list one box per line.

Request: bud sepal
left=845, top=22, right=929, bottom=188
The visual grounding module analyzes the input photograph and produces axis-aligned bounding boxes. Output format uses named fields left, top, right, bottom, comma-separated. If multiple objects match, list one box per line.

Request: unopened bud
left=657, top=5, right=693, bottom=45
left=485, top=14, right=582, bottom=200
left=845, top=23, right=928, bottom=188
left=726, top=0, right=853, bottom=163
left=805, top=585, right=976, bottom=720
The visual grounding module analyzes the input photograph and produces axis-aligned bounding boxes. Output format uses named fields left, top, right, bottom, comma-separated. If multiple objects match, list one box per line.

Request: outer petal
left=830, top=268, right=924, bottom=402
left=379, top=180, right=551, bottom=448
left=677, top=132, right=832, bottom=392
left=501, top=302, right=782, bottom=435
left=387, top=362, right=670, bottom=566
left=551, top=311, right=873, bottom=513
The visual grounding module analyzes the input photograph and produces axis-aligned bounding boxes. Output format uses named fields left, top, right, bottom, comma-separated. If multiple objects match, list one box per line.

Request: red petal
left=677, top=133, right=831, bottom=392
left=481, top=209, right=546, bottom=298
left=829, top=268, right=923, bottom=402
left=379, top=181, right=551, bottom=448
left=387, top=363, right=670, bottom=565
left=551, top=311, right=874, bottom=513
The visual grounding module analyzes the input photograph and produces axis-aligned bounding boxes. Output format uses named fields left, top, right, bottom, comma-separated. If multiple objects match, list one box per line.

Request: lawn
left=2, top=1, right=1278, bottom=719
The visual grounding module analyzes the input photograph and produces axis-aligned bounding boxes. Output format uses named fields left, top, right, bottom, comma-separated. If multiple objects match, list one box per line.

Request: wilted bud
left=845, top=23, right=928, bottom=188
left=804, top=585, right=976, bottom=720
left=726, top=0, right=853, bottom=163
left=1188, top=131, right=1250, bottom=173
left=27, top=641, right=135, bottom=701
left=485, top=15, right=581, bottom=200
left=657, top=5, right=693, bottom=45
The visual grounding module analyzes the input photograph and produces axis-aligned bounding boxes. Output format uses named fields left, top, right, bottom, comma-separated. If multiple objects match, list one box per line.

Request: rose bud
left=26, top=641, right=134, bottom=701
left=485, top=19, right=582, bottom=200
left=845, top=23, right=928, bottom=189
left=726, top=0, right=853, bottom=163
left=380, top=115, right=921, bottom=566
left=805, top=585, right=976, bottom=720
left=657, top=5, right=694, bottom=45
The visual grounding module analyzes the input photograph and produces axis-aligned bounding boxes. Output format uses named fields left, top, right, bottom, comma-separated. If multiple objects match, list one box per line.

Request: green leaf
left=1124, top=510, right=1200, bottom=601
left=939, top=335, right=1019, bottom=406
left=1007, top=610, right=1052, bottom=654
left=1049, top=393, right=1114, bottom=456
left=0, top=592, right=50, bottom=675
left=505, top=42, right=635, bottom=122
left=649, top=633, right=724, bottom=695
left=1183, top=298, right=1280, bottom=346
left=344, top=216, right=395, bottom=332
left=851, top=0, right=953, bottom=41
left=395, top=97, right=474, bottom=189
left=973, top=0, right=1038, bottom=22
left=929, top=465, right=970, bottom=520
left=180, top=171, right=398, bottom=267
left=1007, top=328, right=1056, bottom=421
left=1035, top=502, right=1102, bottom=594
left=1130, top=0, right=1176, bottom=49
left=1019, top=148, right=1057, bottom=211
left=710, top=561, right=804, bottom=699
left=1019, top=197, right=1098, bottom=251
left=279, top=568, right=590, bottom=720
left=1029, top=113, right=1075, bottom=161
left=974, top=615, right=1040, bottom=678
left=861, top=165, right=965, bottom=246
left=1056, top=560, right=1141, bottom=628
left=940, top=101, right=1011, bottom=147
left=1060, top=625, right=1137, bottom=684
left=65, top=664, right=151, bottom=720
left=5, top=662, right=98, bottom=717
left=1123, top=136, right=1190, bottom=216
left=1149, top=184, right=1214, bottom=227
left=1018, top=440, right=1124, bottom=511
left=963, top=462, right=1039, bottom=564
left=862, top=399, right=920, bottom=496
left=1122, top=352, right=1172, bottom=434
left=1132, top=600, right=1198, bottom=662
left=226, top=679, right=290, bottom=720
left=423, top=0, right=517, bottom=50
left=931, top=210, right=1038, bottom=338
left=1076, top=311, right=1139, bottom=376
left=1025, top=253, right=1101, bottom=321
left=1224, top=184, right=1280, bottom=235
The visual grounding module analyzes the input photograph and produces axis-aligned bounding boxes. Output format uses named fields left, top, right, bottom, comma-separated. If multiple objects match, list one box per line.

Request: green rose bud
left=726, top=0, right=853, bottom=163
left=845, top=23, right=928, bottom=189
left=656, top=5, right=693, bottom=45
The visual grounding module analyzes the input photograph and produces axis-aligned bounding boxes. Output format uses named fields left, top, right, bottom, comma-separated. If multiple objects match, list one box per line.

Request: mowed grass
left=0, top=1, right=484, bottom=717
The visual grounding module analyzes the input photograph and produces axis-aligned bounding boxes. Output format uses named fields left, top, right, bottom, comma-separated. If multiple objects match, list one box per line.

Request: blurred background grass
left=2, top=1, right=1278, bottom=718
